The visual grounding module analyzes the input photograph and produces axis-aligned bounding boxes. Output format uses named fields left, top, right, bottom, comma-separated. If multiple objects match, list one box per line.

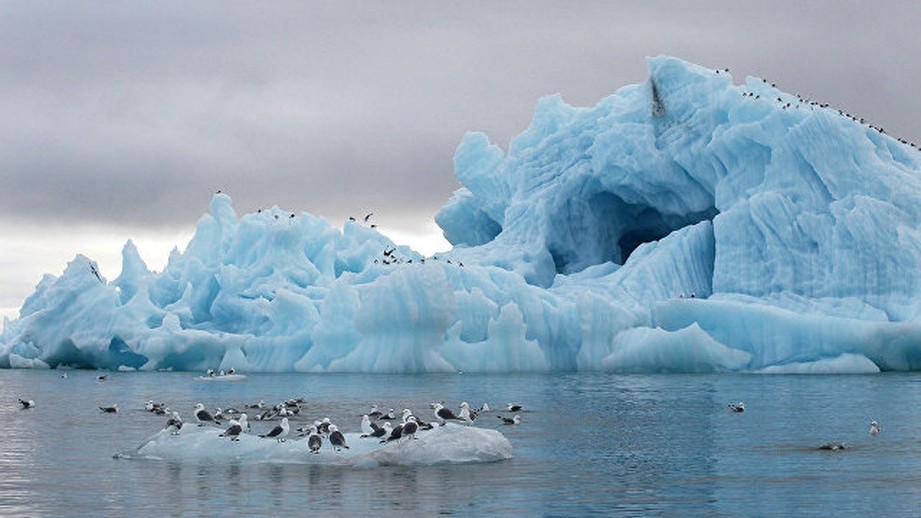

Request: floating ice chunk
left=126, top=423, right=512, bottom=466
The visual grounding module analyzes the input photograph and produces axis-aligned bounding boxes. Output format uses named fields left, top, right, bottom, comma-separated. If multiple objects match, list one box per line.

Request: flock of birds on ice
left=15, top=376, right=526, bottom=455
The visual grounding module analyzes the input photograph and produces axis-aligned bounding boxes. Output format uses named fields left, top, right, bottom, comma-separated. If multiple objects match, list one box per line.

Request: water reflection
left=1, top=370, right=921, bottom=515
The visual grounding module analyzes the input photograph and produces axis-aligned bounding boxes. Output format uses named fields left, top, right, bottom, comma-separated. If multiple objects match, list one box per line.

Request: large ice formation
left=4, top=56, right=921, bottom=373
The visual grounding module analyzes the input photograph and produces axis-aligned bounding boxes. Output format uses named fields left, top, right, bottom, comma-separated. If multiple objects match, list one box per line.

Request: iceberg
left=4, top=55, right=921, bottom=373
left=122, top=423, right=513, bottom=467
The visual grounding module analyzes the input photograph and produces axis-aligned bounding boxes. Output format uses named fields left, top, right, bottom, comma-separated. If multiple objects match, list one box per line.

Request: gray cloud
left=1, top=1, right=920, bottom=315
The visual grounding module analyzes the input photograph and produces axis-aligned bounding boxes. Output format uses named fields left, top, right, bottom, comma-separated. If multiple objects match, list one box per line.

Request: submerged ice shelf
left=4, top=55, right=921, bottom=374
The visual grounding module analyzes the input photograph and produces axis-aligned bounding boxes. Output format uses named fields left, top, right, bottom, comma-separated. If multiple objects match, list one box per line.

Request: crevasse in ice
left=4, top=56, right=921, bottom=373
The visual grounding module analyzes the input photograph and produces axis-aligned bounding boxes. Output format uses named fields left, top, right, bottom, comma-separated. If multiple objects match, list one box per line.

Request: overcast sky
left=2, top=1, right=920, bottom=320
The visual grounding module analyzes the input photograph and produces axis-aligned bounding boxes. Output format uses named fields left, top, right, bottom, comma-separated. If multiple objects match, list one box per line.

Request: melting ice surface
left=127, top=423, right=512, bottom=467
left=4, top=55, right=921, bottom=373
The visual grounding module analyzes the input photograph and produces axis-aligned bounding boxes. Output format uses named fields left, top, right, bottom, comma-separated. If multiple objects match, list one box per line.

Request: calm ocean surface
left=1, top=369, right=920, bottom=516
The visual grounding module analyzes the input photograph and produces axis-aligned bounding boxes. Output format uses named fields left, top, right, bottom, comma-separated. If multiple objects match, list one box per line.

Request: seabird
left=260, top=417, right=290, bottom=442
left=400, top=416, right=419, bottom=441
left=433, top=402, right=464, bottom=424
left=97, top=375, right=107, bottom=381
left=363, top=420, right=386, bottom=438
left=506, top=403, right=524, bottom=413
left=381, top=422, right=404, bottom=443
left=728, top=402, right=745, bottom=413
left=220, top=414, right=247, bottom=441
left=213, top=408, right=224, bottom=420
left=100, top=404, right=118, bottom=413
left=60, top=372, right=67, bottom=379
left=497, top=415, right=521, bottom=425
left=318, top=417, right=332, bottom=437
left=194, top=403, right=220, bottom=426
left=818, top=441, right=846, bottom=451
left=479, top=403, right=490, bottom=413
left=165, top=412, right=183, bottom=435
left=869, top=420, right=881, bottom=436
left=19, top=398, right=35, bottom=409
left=307, top=426, right=323, bottom=454
left=207, top=369, right=215, bottom=377
left=364, top=212, right=373, bottom=223
left=328, top=424, right=349, bottom=451
left=361, top=415, right=374, bottom=435
left=458, top=402, right=476, bottom=424
left=381, top=408, right=397, bottom=420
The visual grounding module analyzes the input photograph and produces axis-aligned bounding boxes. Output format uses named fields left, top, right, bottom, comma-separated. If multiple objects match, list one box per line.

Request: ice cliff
left=4, top=56, right=921, bottom=373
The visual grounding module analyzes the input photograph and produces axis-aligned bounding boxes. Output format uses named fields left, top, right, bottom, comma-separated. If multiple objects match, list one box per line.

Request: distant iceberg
left=4, top=56, right=921, bottom=373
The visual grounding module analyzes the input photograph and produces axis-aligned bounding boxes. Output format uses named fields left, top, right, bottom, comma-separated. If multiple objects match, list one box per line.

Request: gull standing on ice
left=220, top=414, right=247, bottom=441
left=433, top=402, right=463, bottom=424
left=360, top=415, right=374, bottom=435
left=328, top=424, right=349, bottom=451
left=194, top=403, right=220, bottom=426
left=459, top=402, right=476, bottom=424
left=260, top=417, right=290, bottom=442
left=165, top=412, right=183, bottom=435
left=308, top=426, right=323, bottom=453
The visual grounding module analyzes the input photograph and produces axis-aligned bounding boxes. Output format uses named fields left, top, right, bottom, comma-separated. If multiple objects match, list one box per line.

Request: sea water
left=1, top=369, right=920, bottom=516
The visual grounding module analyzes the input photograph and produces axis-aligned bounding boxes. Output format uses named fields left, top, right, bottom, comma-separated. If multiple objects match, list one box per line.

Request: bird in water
left=728, top=402, right=745, bottom=413
left=869, top=420, right=881, bottom=436
left=19, top=398, right=35, bottom=409
left=100, top=404, right=118, bottom=413
left=497, top=415, right=521, bottom=425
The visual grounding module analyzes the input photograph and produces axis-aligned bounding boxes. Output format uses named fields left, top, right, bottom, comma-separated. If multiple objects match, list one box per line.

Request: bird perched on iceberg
left=219, top=414, right=247, bottom=441
left=165, top=412, right=183, bottom=435
left=259, top=417, right=290, bottom=442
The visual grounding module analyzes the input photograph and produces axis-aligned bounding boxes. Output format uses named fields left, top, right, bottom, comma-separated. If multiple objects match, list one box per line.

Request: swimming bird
left=194, top=403, right=220, bottom=426
left=260, top=417, right=290, bottom=442
left=506, top=403, right=524, bottom=412
left=165, top=412, right=183, bottom=435
left=328, top=424, right=349, bottom=451
left=368, top=404, right=383, bottom=420
left=307, top=426, right=322, bottom=454
left=497, top=415, right=521, bottom=425
left=818, top=441, right=846, bottom=451
left=728, top=402, right=745, bottom=413
left=433, top=402, right=464, bottom=424
left=100, top=404, right=118, bottom=413
left=19, top=398, right=35, bottom=409
left=869, top=420, right=881, bottom=436
left=220, top=414, right=247, bottom=441
left=97, top=375, right=107, bottom=381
